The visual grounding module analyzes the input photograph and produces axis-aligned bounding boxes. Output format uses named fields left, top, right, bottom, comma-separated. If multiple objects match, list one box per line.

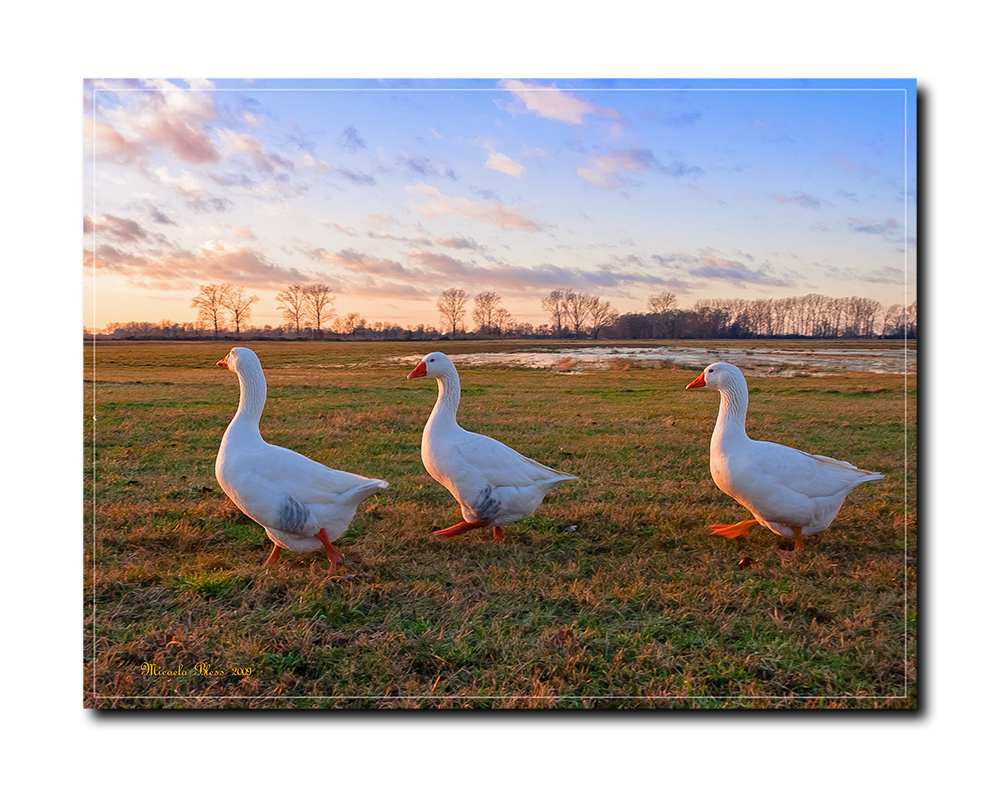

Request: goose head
left=217, top=346, right=262, bottom=376
left=407, top=351, right=455, bottom=380
left=686, top=361, right=743, bottom=391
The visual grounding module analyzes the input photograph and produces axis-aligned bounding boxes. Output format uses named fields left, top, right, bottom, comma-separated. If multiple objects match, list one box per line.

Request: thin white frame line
left=86, top=84, right=915, bottom=705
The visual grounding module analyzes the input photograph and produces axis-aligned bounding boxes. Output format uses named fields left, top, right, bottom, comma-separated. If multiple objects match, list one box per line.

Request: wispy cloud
left=88, top=121, right=147, bottom=165
left=484, top=149, right=526, bottom=179
left=341, top=125, right=367, bottom=151
left=332, top=166, right=376, bottom=185
left=499, top=79, right=621, bottom=125
left=399, top=154, right=456, bottom=180
left=152, top=167, right=206, bottom=198
left=150, top=207, right=177, bottom=225
left=578, top=147, right=702, bottom=190
left=97, top=78, right=221, bottom=166
left=93, top=239, right=312, bottom=290
left=688, top=253, right=793, bottom=288
left=304, top=243, right=685, bottom=301
left=219, top=223, right=257, bottom=240
left=773, top=191, right=822, bottom=209
left=96, top=214, right=157, bottom=244
left=435, top=235, right=487, bottom=252
left=848, top=216, right=901, bottom=239
left=407, top=183, right=546, bottom=232
left=860, top=265, right=905, bottom=284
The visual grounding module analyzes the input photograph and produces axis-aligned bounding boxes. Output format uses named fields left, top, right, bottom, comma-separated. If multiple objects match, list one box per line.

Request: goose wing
left=451, top=429, right=575, bottom=489
left=238, top=442, right=386, bottom=505
left=751, top=440, right=881, bottom=500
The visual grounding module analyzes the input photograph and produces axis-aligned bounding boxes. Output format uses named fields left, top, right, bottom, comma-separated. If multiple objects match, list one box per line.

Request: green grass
left=84, top=339, right=916, bottom=709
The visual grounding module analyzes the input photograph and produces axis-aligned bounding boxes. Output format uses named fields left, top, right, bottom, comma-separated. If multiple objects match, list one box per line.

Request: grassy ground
left=83, top=339, right=916, bottom=709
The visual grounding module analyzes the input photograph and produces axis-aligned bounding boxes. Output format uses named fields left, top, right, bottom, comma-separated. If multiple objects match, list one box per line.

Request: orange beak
left=407, top=361, right=427, bottom=379
left=686, top=371, right=706, bottom=389
left=216, top=356, right=230, bottom=369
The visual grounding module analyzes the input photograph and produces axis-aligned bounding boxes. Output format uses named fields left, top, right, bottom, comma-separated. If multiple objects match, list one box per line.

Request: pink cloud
left=312, top=248, right=409, bottom=278
left=499, top=79, right=621, bottom=125
left=407, top=184, right=545, bottom=232
left=484, top=150, right=526, bottom=179
left=773, top=192, right=821, bottom=208
left=99, top=214, right=151, bottom=244
left=92, top=239, right=311, bottom=290
left=146, top=115, right=219, bottom=163
left=832, top=151, right=858, bottom=170
left=690, top=254, right=792, bottom=288
left=89, top=121, right=146, bottom=164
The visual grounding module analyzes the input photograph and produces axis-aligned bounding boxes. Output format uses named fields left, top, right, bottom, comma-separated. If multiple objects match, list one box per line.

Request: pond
left=391, top=345, right=915, bottom=377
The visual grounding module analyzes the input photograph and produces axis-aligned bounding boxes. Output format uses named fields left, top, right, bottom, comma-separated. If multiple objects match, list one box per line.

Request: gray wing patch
left=468, top=486, right=502, bottom=522
left=278, top=495, right=311, bottom=532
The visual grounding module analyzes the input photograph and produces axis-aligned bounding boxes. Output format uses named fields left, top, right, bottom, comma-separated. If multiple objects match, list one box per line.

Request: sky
left=84, top=78, right=917, bottom=333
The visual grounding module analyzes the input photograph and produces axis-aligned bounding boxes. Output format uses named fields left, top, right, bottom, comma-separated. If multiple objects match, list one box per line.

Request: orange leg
left=791, top=526, right=804, bottom=551
left=433, top=521, right=489, bottom=539
left=264, top=543, right=282, bottom=565
left=316, top=528, right=344, bottom=569
left=492, top=526, right=505, bottom=544
left=709, top=519, right=757, bottom=539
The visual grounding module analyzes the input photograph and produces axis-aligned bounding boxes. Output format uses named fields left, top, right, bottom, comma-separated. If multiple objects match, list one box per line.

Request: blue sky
left=85, top=78, right=916, bottom=331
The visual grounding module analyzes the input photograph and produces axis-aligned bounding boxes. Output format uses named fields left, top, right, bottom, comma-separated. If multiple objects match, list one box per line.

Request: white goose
left=407, top=351, right=577, bottom=543
left=215, top=347, right=388, bottom=568
left=686, top=361, right=884, bottom=550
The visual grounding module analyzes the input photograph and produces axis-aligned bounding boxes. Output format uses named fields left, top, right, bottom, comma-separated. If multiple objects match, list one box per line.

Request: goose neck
left=714, top=379, right=749, bottom=441
left=429, top=371, right=461, bottom=427
left=233, top=366, right=267, bottom=428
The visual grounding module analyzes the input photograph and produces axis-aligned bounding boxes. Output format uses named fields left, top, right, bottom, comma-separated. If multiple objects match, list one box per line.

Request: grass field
left=83, top=339, right=916, bottom=709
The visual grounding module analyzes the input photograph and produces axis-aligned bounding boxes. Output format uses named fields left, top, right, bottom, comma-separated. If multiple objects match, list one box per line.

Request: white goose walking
left=215, top=347, right=388, bottom=568
left=686, top=361, right=884, bottom=550
left=407, top=351, right=577, bottom=543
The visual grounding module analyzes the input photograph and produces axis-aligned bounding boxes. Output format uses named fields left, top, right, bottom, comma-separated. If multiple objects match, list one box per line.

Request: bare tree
left=303, top=283, right=337, bottom=336
left=276, top=284, right=309, bottom=336
left=588, top=297, right=620, bottom=339
left=564, top=291, right=590, bottom=338
left=437, top=288, right=469, bottom=338
left=342, top=312, right=365, bottom=338
left=191, top=283, right=232, bottom=338
left=223, top=286, right=259, bottom=336
left=495, top=307, right=515, bottom=337
left=648, top=291, right=677, bottom=314
left=905, top=300, right=917, bottom=339
left=541, top=289, right=570, bottom=336
left=472, top=291, right=503, bottom=336
left=880, top=302, right=905, bottom=338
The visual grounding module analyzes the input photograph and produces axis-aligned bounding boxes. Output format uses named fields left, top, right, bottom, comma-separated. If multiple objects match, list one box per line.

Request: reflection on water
left=392, top=345, right=915, bottom=377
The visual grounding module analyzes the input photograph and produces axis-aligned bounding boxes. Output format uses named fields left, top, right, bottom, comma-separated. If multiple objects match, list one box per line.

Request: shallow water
left=392, top=345, right=915, bottom=377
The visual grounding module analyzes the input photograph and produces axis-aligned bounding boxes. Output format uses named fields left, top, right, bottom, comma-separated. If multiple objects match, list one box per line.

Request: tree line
left=89, top=282, right=916, bottom=341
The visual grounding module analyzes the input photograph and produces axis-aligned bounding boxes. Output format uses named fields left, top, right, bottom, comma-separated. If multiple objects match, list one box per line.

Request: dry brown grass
left=84, top=339, right=916, bottom=709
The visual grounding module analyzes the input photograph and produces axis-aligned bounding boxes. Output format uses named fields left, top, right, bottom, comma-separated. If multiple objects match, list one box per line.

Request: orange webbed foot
left=492, top=526, right=505, bottom=544
left=433, top=521, right=489, bottom=539
left=709, top=519, right=757, bottom=539
left=316, top=528, right=345, bottom=570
